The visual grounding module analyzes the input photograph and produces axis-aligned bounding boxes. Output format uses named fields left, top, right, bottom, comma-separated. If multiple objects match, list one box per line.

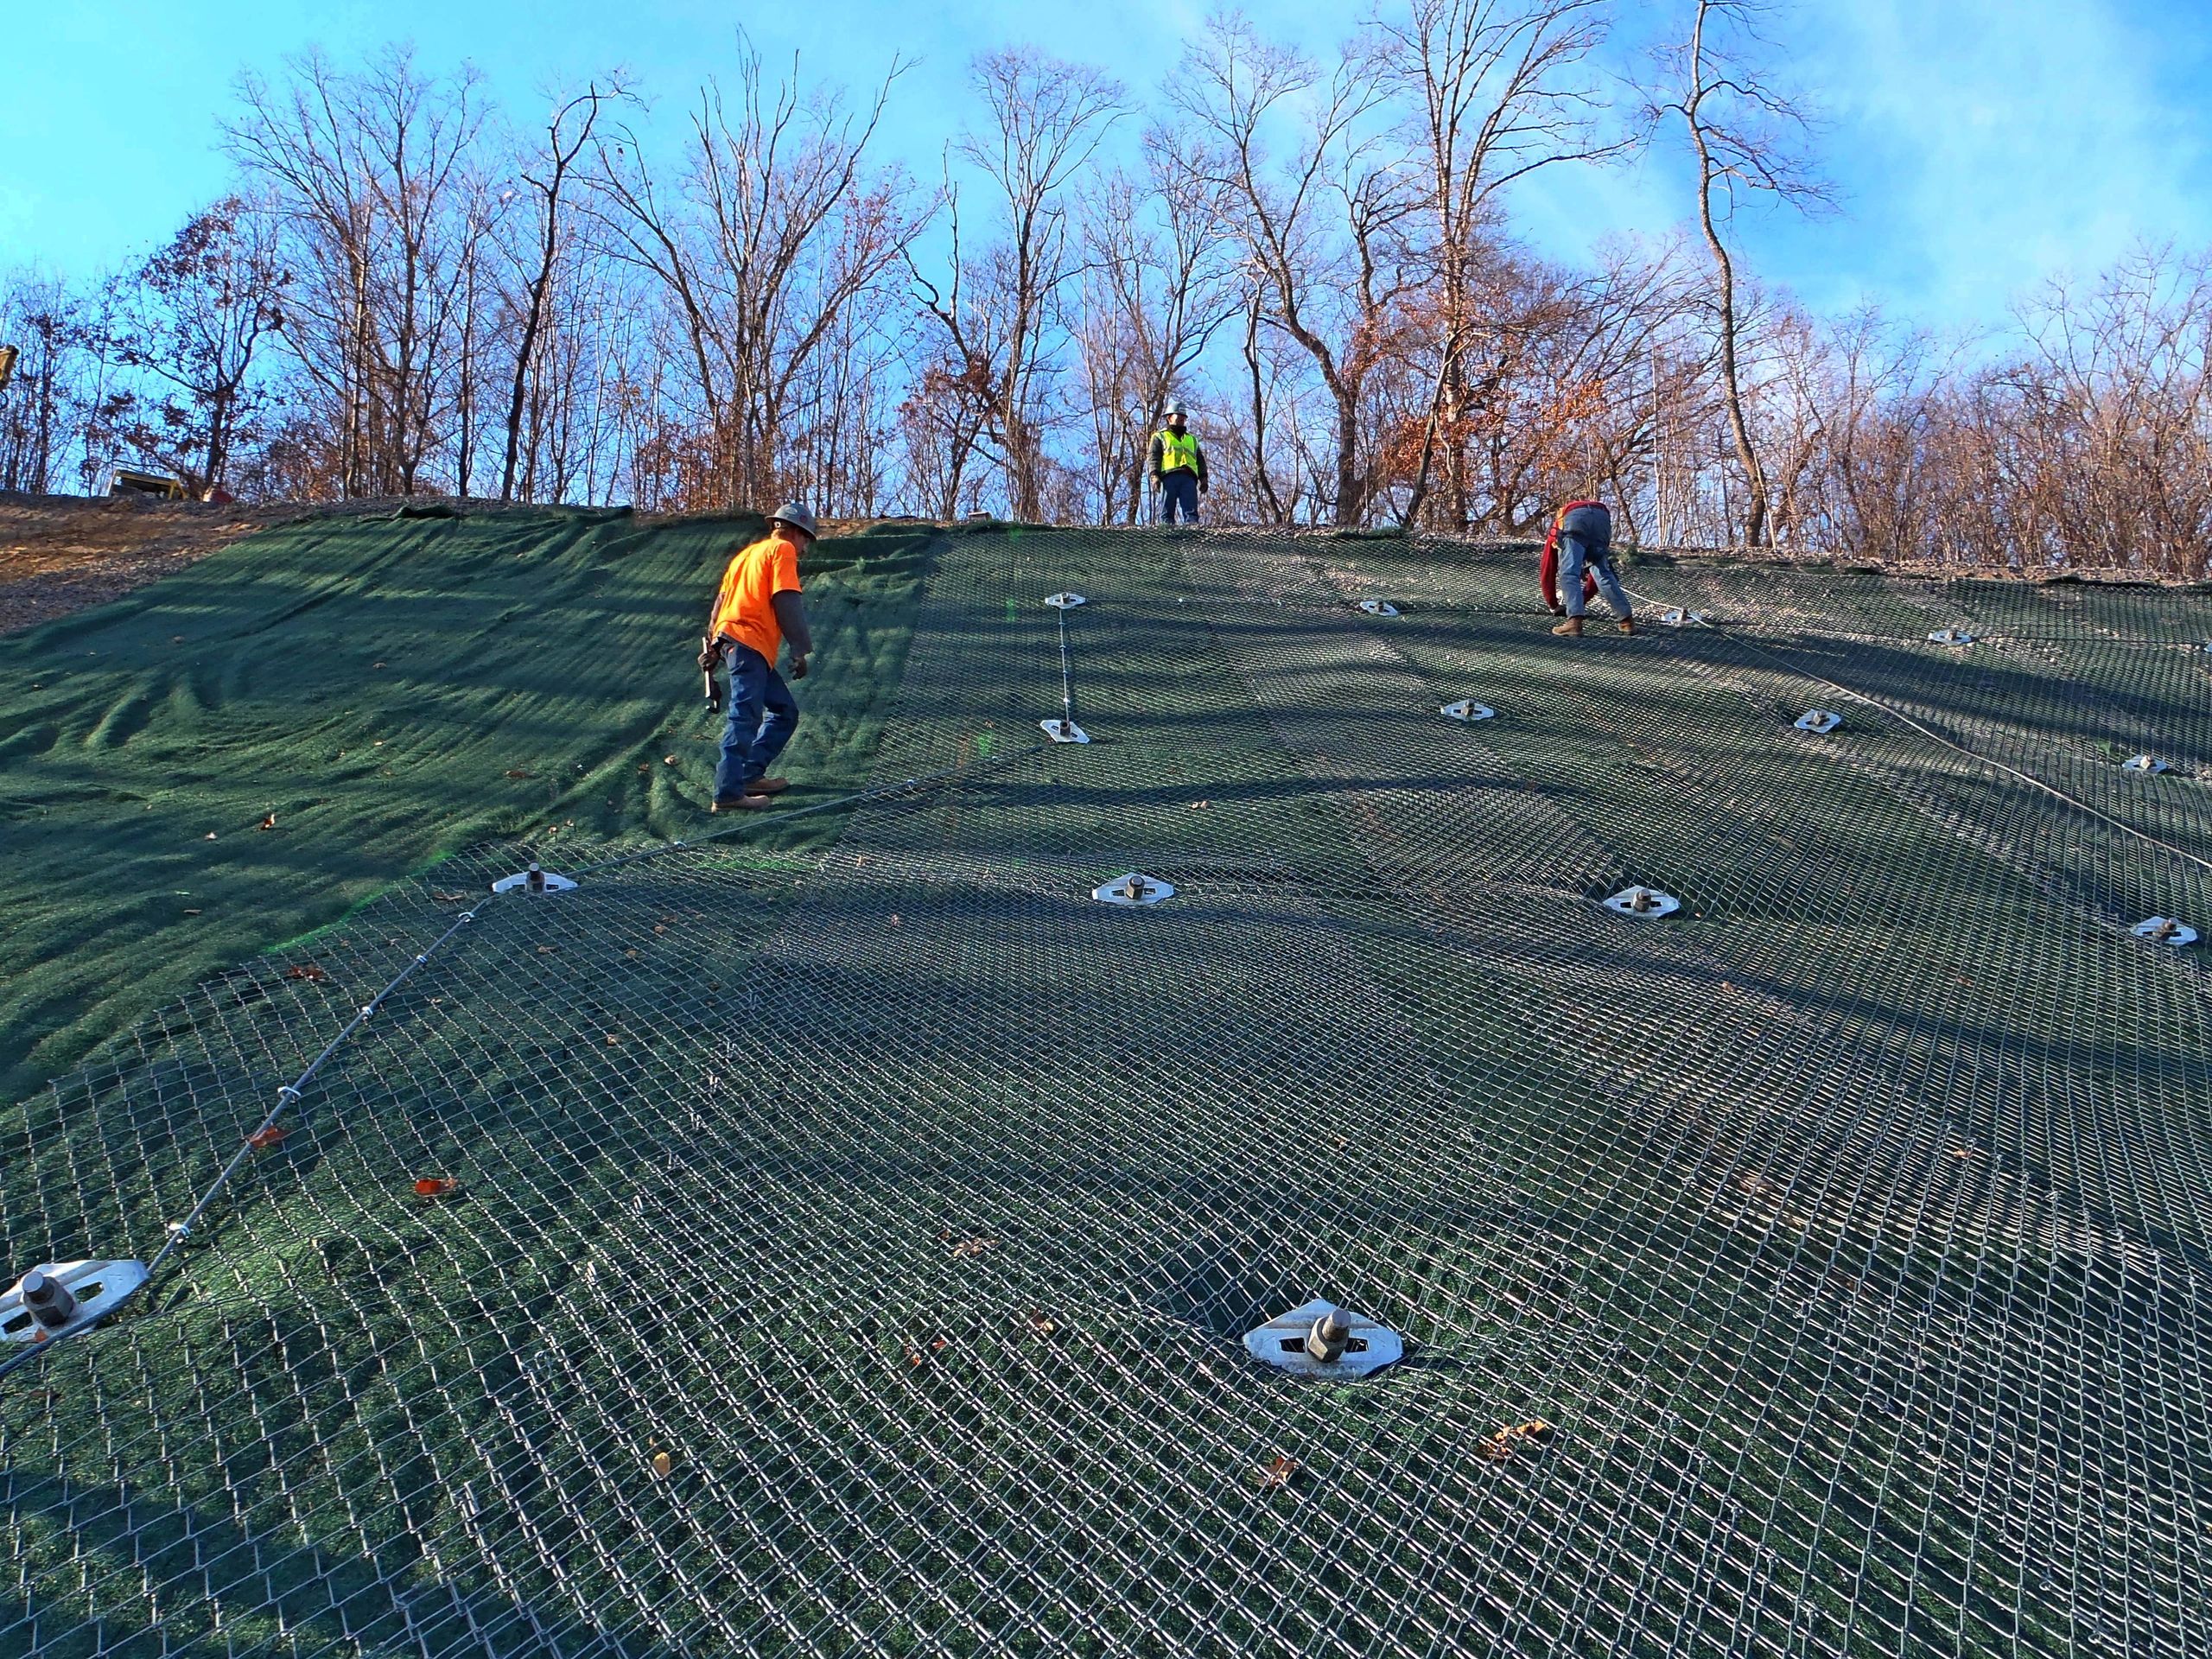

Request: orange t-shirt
left=709, top=532, right=803, bottom=661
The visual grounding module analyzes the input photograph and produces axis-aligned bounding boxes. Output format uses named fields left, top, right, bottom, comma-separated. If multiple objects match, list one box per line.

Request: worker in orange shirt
left=699, top=503, right=818, bottom=811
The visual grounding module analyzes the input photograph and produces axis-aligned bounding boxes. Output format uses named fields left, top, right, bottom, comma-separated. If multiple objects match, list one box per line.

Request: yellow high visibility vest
left=1157, top=427, right=1199, bottom=474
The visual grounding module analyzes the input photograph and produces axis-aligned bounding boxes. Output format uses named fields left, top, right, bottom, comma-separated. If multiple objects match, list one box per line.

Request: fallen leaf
left=1253, top=1453, right=1301, bottom=1490
left=505, top=769, right=534, bottom=779
left=950, top=1236, right=996, bottom=1258
left=284, top=963, right=328, bottom=982
left=257, top=814, right=277, bottom=831
left=1026, top=1310, right=1058, bottom=1338
left=605, top=1033, right=621, bottom=1046
left=663, top=755, right=678, bottom=765
left=414, top=1178, right=456, bottom=1198
left=650, top=1450, right=673, bottom=1479
left=1476, top=1419, right=1556, bottom=1465
left=905, top=1335, right=951, bottom=1370
left=246, top=1126, right=288, bottom=1150
left=431, top=890, right=469, bottom=902
left=537, top=944, right=557, bottom=954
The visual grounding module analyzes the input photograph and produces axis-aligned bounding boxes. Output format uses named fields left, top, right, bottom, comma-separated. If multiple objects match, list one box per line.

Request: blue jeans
left=1559, top=531, right=1630, bottom=619
left=1158, top=472, right=1200, bottom=524
left=712, top=639, right=799, bottom=799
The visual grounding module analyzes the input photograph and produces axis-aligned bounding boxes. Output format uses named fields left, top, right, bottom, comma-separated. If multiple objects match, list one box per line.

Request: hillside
left=3, top=524, right=2211, bottom=1657
left=0, top=504, right=929, bottom=1103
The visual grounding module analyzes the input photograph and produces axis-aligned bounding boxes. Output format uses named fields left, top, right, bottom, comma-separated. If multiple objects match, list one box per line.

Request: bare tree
left=1370, top=0, right=1623, bottom=528
left=1649, top=0, right=1829, bottom=546
left=911, top=48, right=1126, bottom=521
left=228, top=48, right=493, bottom=497
left=497, top=82, right=626, bottom=499
left=104, top=199, right=289, bottom=496
left=591, top=40, right=925, bottom=509
left=1170, top=16, right=1421, bottom=525
left=1073, top=135, right=1241, bottom=521
left=0, top=274, right=95, bottom=493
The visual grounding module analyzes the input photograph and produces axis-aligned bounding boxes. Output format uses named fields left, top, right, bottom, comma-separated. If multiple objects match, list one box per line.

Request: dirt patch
left=0, top=492, right=327, bottom=632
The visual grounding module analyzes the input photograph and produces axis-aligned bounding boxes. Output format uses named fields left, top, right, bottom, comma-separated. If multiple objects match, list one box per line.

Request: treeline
left=3, top=0, right=2209, bottom=575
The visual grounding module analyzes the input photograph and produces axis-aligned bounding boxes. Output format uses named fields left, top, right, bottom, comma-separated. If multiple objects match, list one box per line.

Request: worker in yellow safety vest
left=1147, top=399, right=1208, bottom=524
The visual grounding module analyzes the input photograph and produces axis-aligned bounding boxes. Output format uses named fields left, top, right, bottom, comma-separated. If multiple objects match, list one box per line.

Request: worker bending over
left=1147, top=399, right=1208, bottom=524
left=701, top=503, right=818, bottom=811
left=1542, top=498, right=1634, bottom=637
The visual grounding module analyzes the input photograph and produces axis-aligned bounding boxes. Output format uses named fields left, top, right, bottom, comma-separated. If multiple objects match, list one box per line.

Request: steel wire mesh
left=4, top=528, right=2210, bottom=1656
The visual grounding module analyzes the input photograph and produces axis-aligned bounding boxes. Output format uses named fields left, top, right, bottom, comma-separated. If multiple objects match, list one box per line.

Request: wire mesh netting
left=5, top=527, right=2210, bottom=1656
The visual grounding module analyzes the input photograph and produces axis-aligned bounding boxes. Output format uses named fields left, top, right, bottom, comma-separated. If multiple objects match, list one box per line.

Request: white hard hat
left=1163, top=398, right=1185, bottom=417
left=771, top=501, right=820, bottom=538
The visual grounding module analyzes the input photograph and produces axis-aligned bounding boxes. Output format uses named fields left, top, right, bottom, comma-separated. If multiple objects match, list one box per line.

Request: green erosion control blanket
left=3, top=528, right=2211, bottom=1656
left=0, top=508, right=930, bottom=1103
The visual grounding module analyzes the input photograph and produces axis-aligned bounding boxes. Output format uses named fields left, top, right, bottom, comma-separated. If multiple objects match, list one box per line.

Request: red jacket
left=1539, top=499, right=1603, bottom=611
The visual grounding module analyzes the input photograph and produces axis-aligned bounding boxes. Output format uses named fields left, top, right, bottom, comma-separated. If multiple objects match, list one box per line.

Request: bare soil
left=0, top=492, right=323, bottom=633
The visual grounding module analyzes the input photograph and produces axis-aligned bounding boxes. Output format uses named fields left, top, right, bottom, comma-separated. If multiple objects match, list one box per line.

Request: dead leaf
left=905, top=1336, right=951, bottom=1370
left=431, top=890, right=469, bottom=902
left=257, top=813, right=277, bottom=831
left=1477, top=1420, right=1556, bottom=1465
left=1026, top=1310, right=1058, bottom=1338
left=1253, top=1453, right=1300, bottom=1490
left=284, top=963, right=328, bottom=982
left=604, top=1033, right=621, bottom=1046
left=950, top=1236, right=996, bottom=1258
left=663, top=754, right=678, bottom=765
left=505, top=769, right=534, bottom=779
left=413, top=1178, right=456, bottom=1198
left=650, top=1450, right=673, bottom=1479
left=246, top=1126, right=288, bottom=1150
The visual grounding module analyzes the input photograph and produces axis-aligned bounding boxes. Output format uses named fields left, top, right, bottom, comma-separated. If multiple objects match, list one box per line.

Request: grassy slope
left=0, top=506, right=929, bottom=1104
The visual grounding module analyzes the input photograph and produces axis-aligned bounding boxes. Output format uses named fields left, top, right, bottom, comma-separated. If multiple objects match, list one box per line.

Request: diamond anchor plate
left=1040, top=717, right=1090, bottom=744
left=2133, top=917, right=2198, bottom=946
left=1043, top=591, right=1086, bottom=609
left=1659, top=607, right=1707, bottom=627
left=3, top=1259, right=149, bottom=1344
left=492, top=864, right=577, bottom=894
left=2121, top=754, right=2170, bottom=773
left=1928, top=628, right=1976, bottom=646
left=1092, top=872, right=1174, bottom=906
left=1243, top=1300, right=1403, bottom=1379
left=1357, top=599, right=1400, bottom=616
left=1795, top=709, right=1842, bottom=734
left=1440, top=700, right=1495, bottom=721
left=1604, top=885, right=1681, bottom=918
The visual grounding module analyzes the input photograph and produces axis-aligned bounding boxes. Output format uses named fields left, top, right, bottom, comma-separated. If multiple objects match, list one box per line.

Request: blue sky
left=4, top=0, right=2209, bottom=340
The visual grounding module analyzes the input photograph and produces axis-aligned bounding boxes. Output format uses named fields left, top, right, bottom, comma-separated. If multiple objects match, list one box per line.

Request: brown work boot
left=744, top=776, right=791, bottom=796
left=1618, top=616, right=1637, bottom=636
left=1551, top=616, right=1584, bottom=637
left=709, top=793, right=772, bottom=813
